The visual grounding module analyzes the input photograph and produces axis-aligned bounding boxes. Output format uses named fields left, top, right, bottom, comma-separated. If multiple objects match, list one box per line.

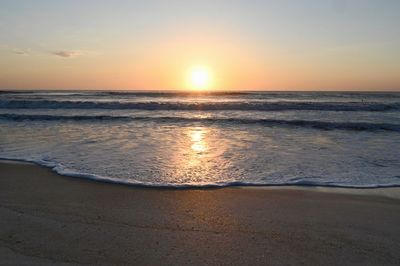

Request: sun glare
left=188, top=66, right=212, bottom=90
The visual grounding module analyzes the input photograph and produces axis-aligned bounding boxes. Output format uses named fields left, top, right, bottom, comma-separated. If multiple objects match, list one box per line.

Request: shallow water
left=1, top=91, right=399, bottom=187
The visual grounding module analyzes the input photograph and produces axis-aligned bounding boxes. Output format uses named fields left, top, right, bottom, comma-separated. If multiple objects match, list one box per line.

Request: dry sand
left=1, top=160, right=399, bottom=265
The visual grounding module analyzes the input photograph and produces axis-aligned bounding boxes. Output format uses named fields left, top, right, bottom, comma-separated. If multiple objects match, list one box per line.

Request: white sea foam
left=1, top=91, right=399, bottom=188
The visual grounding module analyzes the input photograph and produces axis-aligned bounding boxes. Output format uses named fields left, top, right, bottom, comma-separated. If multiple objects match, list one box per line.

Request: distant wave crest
left=1, top=113, right=399, bottom=132
left=1, top=99, right=400, bottom=112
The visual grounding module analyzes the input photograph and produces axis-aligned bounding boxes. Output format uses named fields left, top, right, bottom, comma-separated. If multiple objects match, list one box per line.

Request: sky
left=0, top=0, right=399, bottom=91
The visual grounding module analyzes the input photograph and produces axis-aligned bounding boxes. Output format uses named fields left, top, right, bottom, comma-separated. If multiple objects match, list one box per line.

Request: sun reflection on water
left=190, top=128, right=207, bottom=153
left=166, top=126, right=232, bottom=185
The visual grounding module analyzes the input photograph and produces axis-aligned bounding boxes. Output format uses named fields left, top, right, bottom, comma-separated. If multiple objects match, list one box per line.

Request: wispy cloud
left=51, top=50, right=81, bottom=58
left=12, top=48, right=30, bottom=55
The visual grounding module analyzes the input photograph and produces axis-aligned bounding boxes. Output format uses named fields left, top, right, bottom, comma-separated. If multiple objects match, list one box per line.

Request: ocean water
left=1, top=90, right=400, bottom=188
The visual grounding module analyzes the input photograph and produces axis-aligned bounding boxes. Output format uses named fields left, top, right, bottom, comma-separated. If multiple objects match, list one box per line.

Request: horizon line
left=1, top=88, right=400, bottom=93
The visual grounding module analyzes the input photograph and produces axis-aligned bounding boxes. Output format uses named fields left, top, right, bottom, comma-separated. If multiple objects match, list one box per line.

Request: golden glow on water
left=162, top=126, right=237, bottom=185
left=167, top=126, right=224, bottom=185
left=190, top=128, right=207, bottom=152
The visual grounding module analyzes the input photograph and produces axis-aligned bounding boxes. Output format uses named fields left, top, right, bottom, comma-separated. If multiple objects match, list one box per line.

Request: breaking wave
left=1, top=99, right=400, bottom=111
left=1, top=113, right=399, bottom=132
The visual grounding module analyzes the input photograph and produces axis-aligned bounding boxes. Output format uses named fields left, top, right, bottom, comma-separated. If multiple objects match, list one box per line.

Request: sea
left=1, top=90, right=399, bottom=188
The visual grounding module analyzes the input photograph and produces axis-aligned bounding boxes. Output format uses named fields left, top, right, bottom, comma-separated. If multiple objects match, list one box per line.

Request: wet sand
left=1, top=161, right=400, bottom=265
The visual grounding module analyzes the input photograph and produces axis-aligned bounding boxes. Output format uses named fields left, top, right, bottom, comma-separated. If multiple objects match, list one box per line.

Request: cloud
left=12, top=48, right=30, bottom=55
left=51, top=50, right=81, bottom=58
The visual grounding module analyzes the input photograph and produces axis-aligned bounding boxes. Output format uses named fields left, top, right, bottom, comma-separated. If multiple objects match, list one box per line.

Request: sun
left=187, top=66, right=212, bottom=90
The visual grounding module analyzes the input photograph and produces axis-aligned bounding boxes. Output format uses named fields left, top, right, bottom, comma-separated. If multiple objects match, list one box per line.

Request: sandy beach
left=1, top=160, right=400, bottom=265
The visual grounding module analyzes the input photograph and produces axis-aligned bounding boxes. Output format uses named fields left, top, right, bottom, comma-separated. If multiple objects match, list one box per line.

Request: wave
left=1, top=113, right=399, bottom=132
left=1, top=99, right=399, bottom=111
left=0, top=113, right=133, bottom=121
left=1, top=157, right=400, bottom=189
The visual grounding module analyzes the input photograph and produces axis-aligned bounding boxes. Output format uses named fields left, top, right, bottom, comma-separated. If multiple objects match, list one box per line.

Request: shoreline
left=1, top=160, right=400, bottom=265
left=1, top=158, right=399, bottom=200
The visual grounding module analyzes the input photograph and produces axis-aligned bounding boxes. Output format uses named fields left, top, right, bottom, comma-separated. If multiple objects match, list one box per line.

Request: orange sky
left=1, top=1, right=399, bottom=91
